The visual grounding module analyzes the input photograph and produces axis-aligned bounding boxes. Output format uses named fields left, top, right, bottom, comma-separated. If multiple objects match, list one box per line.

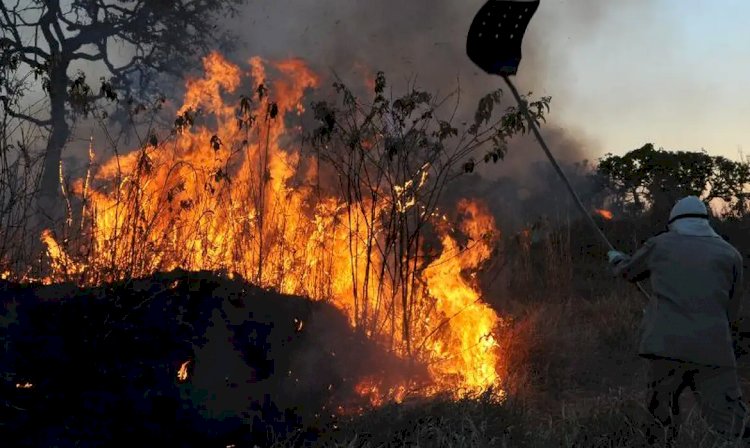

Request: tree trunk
left=37, top=63, right=70, bottom=225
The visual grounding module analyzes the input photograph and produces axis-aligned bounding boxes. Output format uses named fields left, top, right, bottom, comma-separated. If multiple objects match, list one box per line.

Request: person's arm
left=727, top=252, right=744, bottom=324
left=613, top=239, right=655, bottom=283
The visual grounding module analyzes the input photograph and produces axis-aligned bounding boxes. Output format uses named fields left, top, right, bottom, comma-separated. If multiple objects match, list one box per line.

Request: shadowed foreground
left=0, top=270, right=415, bottom=447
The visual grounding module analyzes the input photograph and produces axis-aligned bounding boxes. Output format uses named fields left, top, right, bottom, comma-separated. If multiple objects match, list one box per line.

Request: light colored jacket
left=615, top=222, right=744, bottom=367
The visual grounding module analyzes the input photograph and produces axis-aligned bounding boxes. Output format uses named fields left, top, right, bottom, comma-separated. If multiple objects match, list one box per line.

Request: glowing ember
left=595, top=209, right=614, bottom=220
left=355, top=378, right=408, bottom=408
left=39, top=53, right=506, bottom=404
left=177, top=361, right=190, bottom=382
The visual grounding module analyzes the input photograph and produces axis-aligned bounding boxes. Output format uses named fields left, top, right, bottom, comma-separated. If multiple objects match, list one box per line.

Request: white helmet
left=668, top=196, right=709, bottom=224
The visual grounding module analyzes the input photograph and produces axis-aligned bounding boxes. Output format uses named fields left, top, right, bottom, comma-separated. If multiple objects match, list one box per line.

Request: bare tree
left=0, top=0, right=245, bottom=220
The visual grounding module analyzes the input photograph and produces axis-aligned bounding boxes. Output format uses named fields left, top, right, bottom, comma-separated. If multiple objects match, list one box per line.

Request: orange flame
left=595, top=209, right=614, bottom=220
left=39, top=53, right=505, bottom=404
left=41, top=229, right=83, bottom=283
left=177, top=360, right=190, bottom=382
left=423, top=200, right=501, bottom=394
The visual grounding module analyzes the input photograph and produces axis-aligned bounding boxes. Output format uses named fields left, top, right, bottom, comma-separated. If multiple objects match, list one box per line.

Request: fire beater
left=465, top=0, right=651, bottom=299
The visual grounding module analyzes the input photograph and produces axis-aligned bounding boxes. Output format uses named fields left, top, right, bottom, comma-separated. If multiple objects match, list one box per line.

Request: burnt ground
left=0, top=270, right=416, bottom=447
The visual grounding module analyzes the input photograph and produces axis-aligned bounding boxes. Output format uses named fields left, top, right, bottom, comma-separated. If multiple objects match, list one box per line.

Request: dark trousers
left=646, top=357, right=747, bottom=445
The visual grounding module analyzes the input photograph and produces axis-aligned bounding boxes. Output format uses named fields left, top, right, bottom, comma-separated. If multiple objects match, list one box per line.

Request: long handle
left=502, top=75, right=651, bottom=300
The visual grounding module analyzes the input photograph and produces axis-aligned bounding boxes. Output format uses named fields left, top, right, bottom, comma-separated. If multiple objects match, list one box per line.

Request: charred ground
left=0, top=270, right=422, bottom=447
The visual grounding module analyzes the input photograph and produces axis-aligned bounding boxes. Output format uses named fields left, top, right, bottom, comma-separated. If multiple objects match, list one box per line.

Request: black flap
left=466, top=0, right=540, bottom=76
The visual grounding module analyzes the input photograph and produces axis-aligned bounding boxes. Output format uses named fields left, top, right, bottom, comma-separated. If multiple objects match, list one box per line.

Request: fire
left=177, top=360, right=190, bottom=382
left=15, top=382, right=33, bottom=389
left=354, top=378, right=407, bottom=408
left=353, top=61, right=377, bottom=92
left=39, top=53, right=505, bottom=404
left=595, top=209, right=613, bottom=220
left=41, top=229, right=83, bottom=283
left=423, top=200, right=501, bottom=393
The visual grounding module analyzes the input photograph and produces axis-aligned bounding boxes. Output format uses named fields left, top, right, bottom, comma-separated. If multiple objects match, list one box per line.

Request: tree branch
left=70, top=51, right=103, bottom=62
left=46, top=1, right=69, bottom=53
left=0, top=3, right=23, bottom=45
left=38, top=4, right=61, bottom=56
left=0, top=37, right=51, bottom=62
left=3, top=107, right=52, bottom=128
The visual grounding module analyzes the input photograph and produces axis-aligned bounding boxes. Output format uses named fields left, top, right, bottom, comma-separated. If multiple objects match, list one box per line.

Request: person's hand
left=607, top=250, right=627, bottom=266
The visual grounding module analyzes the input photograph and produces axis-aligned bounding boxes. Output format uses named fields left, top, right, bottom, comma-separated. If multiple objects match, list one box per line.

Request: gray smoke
left=57, top=1, right=653, bottom=226
left=225, top=0, right=651, bottom=226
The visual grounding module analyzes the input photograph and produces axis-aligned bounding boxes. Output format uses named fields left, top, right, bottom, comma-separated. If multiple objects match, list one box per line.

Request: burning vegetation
left=28, top=53, right=549, bottom=405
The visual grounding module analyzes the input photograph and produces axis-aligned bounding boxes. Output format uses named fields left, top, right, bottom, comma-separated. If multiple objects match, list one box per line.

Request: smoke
left=226, top=0, right=651, bottom=225
left=55, top=0, right=656, bottom=225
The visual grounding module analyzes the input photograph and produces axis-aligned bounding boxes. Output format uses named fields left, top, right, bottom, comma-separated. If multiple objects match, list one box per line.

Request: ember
left=177, top=360, right=191, bottom=382
left=595, top=209, right=614, bottom=220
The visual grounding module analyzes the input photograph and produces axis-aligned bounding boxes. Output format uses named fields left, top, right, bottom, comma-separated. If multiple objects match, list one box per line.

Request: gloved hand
left=607, top=250, right=627, bottom=266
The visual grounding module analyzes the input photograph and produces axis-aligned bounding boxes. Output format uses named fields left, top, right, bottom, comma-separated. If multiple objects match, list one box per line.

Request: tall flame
left=423, top=200, right=501, bottom=393
left=40, top=53, right=505, bottom=403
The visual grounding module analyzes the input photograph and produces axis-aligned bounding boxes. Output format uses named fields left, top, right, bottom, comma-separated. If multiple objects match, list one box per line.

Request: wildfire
left=41, top=229, right=83, bottom=283
left=177, top=360, right=191, bottom=382
left=355, top=378, right=407, bottom=408
left=15, top=382, right=33, bottom=389
left=423, top=200, right=501, bottom=393
left=595, top=209, right=614, bottom=220
left=39, top=53, right=505, bottom=404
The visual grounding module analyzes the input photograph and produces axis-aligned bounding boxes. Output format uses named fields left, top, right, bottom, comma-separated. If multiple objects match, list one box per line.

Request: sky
left=8, top=1, right=748, bottom=171
left=229, top=0, right=750, bottom=164
left=532, top=0, right=750, bottom=161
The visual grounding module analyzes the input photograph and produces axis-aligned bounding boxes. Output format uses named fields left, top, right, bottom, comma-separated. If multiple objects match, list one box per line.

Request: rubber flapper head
left=466, top=0, right=540, bottom=76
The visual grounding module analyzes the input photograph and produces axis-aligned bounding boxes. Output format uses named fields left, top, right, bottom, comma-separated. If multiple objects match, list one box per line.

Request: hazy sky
left=531, top=0, right=750, bottom=161
left=14, top=1, right=745, bottom=168
left=231, top=0, right=749, bottom=163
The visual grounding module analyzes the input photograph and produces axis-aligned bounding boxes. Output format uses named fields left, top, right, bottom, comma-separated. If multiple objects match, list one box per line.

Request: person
left=608, top=196, right=747, bottom=445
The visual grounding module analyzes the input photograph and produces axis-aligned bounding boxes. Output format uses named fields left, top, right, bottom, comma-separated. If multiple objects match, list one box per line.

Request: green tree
left=597, top=143, right=750, bottom=219
left=0, top=0, right=245, bottom=220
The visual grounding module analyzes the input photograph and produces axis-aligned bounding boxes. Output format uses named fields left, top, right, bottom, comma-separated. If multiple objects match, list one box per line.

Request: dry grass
left=298, top=221, right=750, bottom=447
left=299, top=287, right=746, bottom=447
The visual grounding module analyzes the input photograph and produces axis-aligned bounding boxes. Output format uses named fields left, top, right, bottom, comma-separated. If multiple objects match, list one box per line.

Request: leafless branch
left=3, top=107, right=52, bottom=128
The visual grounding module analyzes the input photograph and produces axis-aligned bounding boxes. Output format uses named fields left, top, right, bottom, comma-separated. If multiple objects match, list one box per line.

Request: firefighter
left=608, top=196, right=747, bottom=445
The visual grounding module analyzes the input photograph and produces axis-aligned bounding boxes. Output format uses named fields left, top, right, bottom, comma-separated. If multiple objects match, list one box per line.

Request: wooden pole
left=502, top=75, right=651, bottom=300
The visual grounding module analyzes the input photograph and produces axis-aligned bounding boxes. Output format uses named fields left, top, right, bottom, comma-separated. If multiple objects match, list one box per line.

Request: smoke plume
left=226, top=0, right=651, bottom=226
left=57, top=1, right=655, bottom=226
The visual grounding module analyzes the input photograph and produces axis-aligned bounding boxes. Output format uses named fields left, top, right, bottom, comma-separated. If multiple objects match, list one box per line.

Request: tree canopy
left=597, top=143, right=750, bottom=218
